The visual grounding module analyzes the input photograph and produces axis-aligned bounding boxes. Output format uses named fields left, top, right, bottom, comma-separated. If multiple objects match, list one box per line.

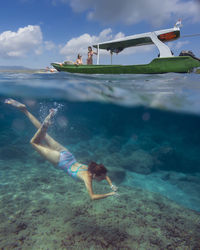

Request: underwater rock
left=0, top=145, right=28, bottom=161
left=107, top=167, right=126, bottom=185
left=107, top=143, right=121, bottom=153
left=178, top=175, right=200, bottom=184
left=67, top=124, right=92, bottom=142
left=108, top=136, right=127, bottom=153
left=74, top=149, right=90, bottom=162
left=152, top=145, right=200, bottom=173
left=15, top=222, right=28, bottom=234
left=151, top=146, right=180, bottom=171
left=139, top=134, right=159, bottom=151
left=31, top=207, right=47, bottom=216
left=121, top=149, right=154, bottom=174
left=92, top=148, right=110, bottom=163
left=99, top=152, right=121, bottom=167
left=121, top=143, right=140, bottom=156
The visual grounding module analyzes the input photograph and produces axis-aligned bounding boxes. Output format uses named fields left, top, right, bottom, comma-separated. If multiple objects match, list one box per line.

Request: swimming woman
left=5, top=99, right=117, bottom=200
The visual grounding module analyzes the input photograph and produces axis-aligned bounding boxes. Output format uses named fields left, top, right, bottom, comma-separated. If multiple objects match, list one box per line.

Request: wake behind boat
left=51, top=22, right=200, bottom=74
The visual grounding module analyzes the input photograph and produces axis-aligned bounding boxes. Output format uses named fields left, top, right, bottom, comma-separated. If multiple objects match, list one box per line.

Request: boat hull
left=51, top=56, right=200, bottom=74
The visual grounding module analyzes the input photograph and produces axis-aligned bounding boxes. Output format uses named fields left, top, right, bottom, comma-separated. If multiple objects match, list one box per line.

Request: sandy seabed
left=0, top=155, right=200, bottom=250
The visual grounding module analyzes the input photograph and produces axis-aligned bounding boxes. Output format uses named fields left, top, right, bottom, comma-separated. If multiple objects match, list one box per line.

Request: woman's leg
left=30, top=109, right=60, bottom=165
left=5, top=98, right=67, bottom=151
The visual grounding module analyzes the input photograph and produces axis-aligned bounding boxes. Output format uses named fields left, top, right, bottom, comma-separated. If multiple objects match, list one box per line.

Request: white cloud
left=0, top=25, right=43, bottom=58
left=0, top=25, right=57, bottom=59
left=55, top=0, right=200, bottom=26
left=121, top=44, right=154, bottom=56
left=174, top=40, right=190, bottom=49
left=51, top=0, right=68, bottom=6
left=44, top=41, right=56, bottom=50
left=34, top=46, right=43, bottom=55
left=60, top=28, right=125, bottom=60
left=167, top=40, right=190, bottom=52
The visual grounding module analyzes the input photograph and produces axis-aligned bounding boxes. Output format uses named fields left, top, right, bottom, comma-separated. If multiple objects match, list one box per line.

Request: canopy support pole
left=150, top=32, right=173, bottom=57
left=97, top=44, right=100, bottom=65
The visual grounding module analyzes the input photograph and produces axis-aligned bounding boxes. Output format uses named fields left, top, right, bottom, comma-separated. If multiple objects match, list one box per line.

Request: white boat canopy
left=93, top=27, right=180, bottom=64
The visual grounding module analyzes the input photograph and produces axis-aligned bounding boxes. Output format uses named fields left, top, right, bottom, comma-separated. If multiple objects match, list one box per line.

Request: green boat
left=51, top=24, right=200, bottom=74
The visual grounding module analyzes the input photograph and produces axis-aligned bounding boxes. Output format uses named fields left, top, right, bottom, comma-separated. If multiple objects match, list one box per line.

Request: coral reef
left=1, top=99, right=200, bottom=248
left=0, top=159, right=199, bottom=249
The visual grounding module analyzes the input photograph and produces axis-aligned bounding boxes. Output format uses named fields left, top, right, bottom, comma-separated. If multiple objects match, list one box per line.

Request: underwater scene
left=0, top=71, right=200, bottom=249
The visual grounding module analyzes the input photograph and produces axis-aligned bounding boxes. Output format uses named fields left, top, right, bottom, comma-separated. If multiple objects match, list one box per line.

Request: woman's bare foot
left=5, top=98, right=26, bottom=112
left=42, top=108, right=57, bottom=129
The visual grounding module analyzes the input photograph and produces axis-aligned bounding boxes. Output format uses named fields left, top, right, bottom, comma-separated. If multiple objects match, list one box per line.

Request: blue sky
left=0, top=0, right=200, bottom=68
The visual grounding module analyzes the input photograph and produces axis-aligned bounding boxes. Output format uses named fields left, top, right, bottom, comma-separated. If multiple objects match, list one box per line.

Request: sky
left=0, top=0, right=200, bottom=68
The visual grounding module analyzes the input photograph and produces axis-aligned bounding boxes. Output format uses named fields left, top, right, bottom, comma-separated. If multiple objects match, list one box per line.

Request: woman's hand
left=110, top=191, right=120, bottom=197
left=111, top=184, right=118, bottom=192
left=110, top=191, right=116, bottom=196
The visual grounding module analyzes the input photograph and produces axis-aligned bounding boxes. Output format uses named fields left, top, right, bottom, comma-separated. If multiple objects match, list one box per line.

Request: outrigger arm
left=149, top=32, right=173, bottom=57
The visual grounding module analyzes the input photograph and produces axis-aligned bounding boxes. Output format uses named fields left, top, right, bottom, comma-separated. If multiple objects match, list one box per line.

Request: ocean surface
left=0, top=71, right=200, bottom=249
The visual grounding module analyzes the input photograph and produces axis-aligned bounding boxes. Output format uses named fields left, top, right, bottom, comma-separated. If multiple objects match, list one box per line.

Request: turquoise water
left=0, top=71, right=200, bottom=248
left=1, top=71, right=200, bottom=210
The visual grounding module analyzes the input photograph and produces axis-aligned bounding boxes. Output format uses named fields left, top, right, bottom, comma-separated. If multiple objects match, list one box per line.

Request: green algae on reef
left=0, top=158, right=200, bottom=249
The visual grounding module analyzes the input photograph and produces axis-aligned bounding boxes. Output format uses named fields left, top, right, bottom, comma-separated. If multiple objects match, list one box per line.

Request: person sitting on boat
left=87, top=46, right=97, bottom=65
left=5, top=99, right=118, bottom=200
left=46, top=66, right=57, bottom=73
left=74, top=54, right=83, bottom=65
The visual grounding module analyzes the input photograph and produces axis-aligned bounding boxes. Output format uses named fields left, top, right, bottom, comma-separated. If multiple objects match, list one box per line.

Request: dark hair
left=88, top=46, right=92, bottom=50
left=88, top=161, right=107, bottom=176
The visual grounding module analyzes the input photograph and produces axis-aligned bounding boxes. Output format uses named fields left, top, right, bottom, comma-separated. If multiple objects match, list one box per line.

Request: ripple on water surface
left=0, top=71, right=200, bottom=115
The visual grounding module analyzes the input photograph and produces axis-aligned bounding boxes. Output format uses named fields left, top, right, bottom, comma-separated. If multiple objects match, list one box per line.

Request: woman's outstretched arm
left=83, top=177, right=116, bottom=200
left=105, top=176, right=118, bottom=191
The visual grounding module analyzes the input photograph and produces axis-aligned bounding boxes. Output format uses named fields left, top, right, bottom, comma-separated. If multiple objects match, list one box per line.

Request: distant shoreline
left=0, top=69, right=47, bottom=74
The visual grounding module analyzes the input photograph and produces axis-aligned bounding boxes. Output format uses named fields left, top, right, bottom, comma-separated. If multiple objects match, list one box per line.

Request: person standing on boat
left=5, top=99, right=118, bottom=200
left=74, top=54, right=83, bottom=65
left=87, top=46, right=97, bottom=65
